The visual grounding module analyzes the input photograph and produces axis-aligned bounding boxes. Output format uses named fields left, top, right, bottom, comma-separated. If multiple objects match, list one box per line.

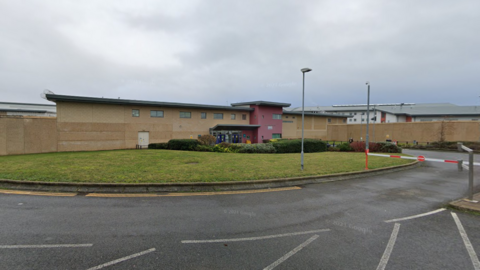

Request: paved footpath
left=0, top=149, right=479, bottom=269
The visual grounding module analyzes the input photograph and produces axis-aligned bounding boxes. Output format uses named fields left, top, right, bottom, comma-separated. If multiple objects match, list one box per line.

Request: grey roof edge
left=409, top=113, right=480, bottom=117
left=231, top=101, right=291, bottom=107
left=0, top=101, right=56, bottom=107
left=46, top=94, right=254, bottom=112
left=283, top=111, right=350, bottom=118
left=0, top=109, right=49, bottom=113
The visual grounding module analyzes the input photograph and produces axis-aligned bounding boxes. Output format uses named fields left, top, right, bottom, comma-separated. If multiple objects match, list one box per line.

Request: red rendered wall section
left=249, top=105, right=283, bottom=143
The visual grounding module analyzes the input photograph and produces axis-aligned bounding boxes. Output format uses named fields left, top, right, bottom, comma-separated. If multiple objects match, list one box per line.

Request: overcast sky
left=1, top=0, right=479, bottom=107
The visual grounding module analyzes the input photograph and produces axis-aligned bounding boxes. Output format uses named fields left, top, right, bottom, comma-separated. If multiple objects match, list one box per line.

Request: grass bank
left=0, top=150, right=413, bottom=183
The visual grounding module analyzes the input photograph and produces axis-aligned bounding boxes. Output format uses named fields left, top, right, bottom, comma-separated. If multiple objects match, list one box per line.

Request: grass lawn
left=0, top=150, right=414, bottom=183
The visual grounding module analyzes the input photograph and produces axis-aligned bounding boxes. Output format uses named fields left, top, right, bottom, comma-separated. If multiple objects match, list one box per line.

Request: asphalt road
left=1, top=149, right=479, bottom=270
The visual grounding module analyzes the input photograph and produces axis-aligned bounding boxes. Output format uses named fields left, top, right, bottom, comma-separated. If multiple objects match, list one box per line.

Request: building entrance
left=212, top=130, right=242, bottom=144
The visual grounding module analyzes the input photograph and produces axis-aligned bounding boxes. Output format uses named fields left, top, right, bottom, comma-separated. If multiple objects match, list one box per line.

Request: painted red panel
left=249, top=105, right=283, bottom=143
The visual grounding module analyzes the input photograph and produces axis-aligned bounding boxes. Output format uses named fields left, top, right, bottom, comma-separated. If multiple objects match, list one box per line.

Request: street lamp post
left=365, top=82, right=371, bottom=170
left=300, top=68, right=312, bottom=171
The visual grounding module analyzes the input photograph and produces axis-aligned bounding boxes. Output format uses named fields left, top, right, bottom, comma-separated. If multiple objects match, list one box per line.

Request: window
left=272, top=133, right=282, bottom=139
left=273, top=114, right=282, bottom=119
left=132, top=109, right=139, bottom=117
left=150, top=110, right=164, bottom=117
left=354, top=118, right=357, bottom=122
left=214, top=113, right=223, bottom=119
left=262, top=115, right=264, bottom=119
left=180, top=111, right=191, bottom=118
left=231, top=114, right=236, bottom=120
left=343, top=119, right=346, bottom=123
left=328, top=118, right=331, bottom=123
left=242, top=114, right=247, bottom=120
left=268, top=126, right=273, bottom=130
left=361, top=112, right=365, bottom=115
left=361, top=118, right=364, bottom=122
left=283, top=121, right=293, bottom=123
left=201, top=112, right=206, bottom=119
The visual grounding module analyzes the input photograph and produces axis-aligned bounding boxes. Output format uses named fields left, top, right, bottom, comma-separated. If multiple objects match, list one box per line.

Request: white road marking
left=451, top=212, right=480, bottom=270
left=86, top=248, right=156, bottom=270
left=384, top=208, right=446, bottom=223
left=0, top=244, right=93, bottom=249
left=181, top=229, right=330, bottom=244
left=263, top=234, right=319, bottom=270
left=376, top=223, right=400, bottom=270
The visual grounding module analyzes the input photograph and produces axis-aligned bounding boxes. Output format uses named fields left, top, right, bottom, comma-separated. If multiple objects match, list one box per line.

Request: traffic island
left=0, top=161, right=419, bottom=193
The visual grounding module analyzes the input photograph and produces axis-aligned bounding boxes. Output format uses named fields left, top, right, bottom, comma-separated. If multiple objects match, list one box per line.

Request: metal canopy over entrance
left=210, top=124, right=260, bottom=131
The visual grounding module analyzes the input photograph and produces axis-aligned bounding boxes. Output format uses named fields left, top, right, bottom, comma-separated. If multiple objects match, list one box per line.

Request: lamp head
left=366, top=81, right=370, bottom=86
left=301, top=68, right=312, bottom=73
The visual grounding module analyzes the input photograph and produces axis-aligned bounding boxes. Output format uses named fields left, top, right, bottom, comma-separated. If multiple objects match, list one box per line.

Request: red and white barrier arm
left=367, top=153, right=480, bottom=166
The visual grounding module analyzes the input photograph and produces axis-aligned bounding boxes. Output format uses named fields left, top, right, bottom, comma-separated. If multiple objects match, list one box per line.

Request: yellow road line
left=0, top=186, right=301, bottom=198
left=86, top=186, right=302, bottom=198
left=86, top=193, right=160, bottom=198
left=0, top=190, right=77, bottom=197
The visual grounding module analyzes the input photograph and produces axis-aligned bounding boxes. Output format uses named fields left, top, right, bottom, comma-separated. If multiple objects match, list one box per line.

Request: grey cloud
left=0, top=0, right=479, bottom=107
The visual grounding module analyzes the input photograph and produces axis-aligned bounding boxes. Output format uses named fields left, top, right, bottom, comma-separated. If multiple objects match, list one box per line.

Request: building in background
left=0, top=102, right=56, bottom=117
left=287, top=103, right=480, bottom=124
left=29, top=94, right=347, bottom=153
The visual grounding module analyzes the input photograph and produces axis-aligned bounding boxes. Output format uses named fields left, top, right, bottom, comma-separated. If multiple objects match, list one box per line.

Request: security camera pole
left=300, top=68, right=312, bottom=171
left=365, top=81, right=370, bottom=170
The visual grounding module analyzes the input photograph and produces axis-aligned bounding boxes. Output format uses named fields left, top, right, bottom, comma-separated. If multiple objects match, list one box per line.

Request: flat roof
left=231, top=101, right=291, bottom=107
left=46, top=94, right=255, bottom=112
left=211, top=124, right=261, bottom=131
left=283, top=111, right=350, bottom=118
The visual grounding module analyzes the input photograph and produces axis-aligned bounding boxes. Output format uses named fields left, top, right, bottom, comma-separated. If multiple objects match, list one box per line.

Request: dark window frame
left=180, top=111, right=191, bottom=118
left=132, top=109, right=140, bottom=117
left=150, top=110, right=164, bottom=118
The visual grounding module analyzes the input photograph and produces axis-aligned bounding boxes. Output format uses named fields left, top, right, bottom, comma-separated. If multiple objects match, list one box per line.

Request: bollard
left=458, top=160, right=463, bottom=171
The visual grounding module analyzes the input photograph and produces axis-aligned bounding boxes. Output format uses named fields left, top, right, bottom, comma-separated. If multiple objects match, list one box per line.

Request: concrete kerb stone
left=0, top=161, right=419, bottom=194
left=449, top=193, right=480, bottom=214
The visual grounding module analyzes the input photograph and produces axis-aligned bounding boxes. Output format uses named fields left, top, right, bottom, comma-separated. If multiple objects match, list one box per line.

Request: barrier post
left=458, top=160, right=463, bottom=171
left=469, top=151, right=474, bottom=201
left=457, top=142, right=477, bottom=202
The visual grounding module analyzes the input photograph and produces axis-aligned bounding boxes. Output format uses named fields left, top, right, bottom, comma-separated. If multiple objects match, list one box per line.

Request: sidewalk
left=449, top=192, right=480, bottom=213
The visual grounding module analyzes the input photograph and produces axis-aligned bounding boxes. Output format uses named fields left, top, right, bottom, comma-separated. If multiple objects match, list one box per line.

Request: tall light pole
left=365, top=81, right=371, bottom=170
left=300, top=67, right=312, bottom=171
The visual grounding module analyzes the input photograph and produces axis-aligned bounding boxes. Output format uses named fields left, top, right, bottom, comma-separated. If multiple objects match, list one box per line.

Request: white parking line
left=384, top=208, right=446, bottom=223
left=263, top=234, right=319, bottom=270
left=451, top=212, right=480, bottom=270
left=0, top=244, right=93, bottom=249
left=181, top=229, right=330, bottom=244
left=376, top=223, right=400, bottom=270
left=86, top=248, right=156, bottom=270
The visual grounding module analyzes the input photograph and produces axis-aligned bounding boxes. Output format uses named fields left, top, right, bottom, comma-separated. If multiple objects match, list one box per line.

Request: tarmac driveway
left=0, top=149, right=479, bottom=269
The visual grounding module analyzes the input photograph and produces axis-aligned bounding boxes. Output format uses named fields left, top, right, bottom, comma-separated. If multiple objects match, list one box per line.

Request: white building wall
left=385, top=113, right=397, bottom=123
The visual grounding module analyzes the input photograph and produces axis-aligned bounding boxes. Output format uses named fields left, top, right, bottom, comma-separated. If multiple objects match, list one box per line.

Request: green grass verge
left=0, top=150, right=414, bottom=183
